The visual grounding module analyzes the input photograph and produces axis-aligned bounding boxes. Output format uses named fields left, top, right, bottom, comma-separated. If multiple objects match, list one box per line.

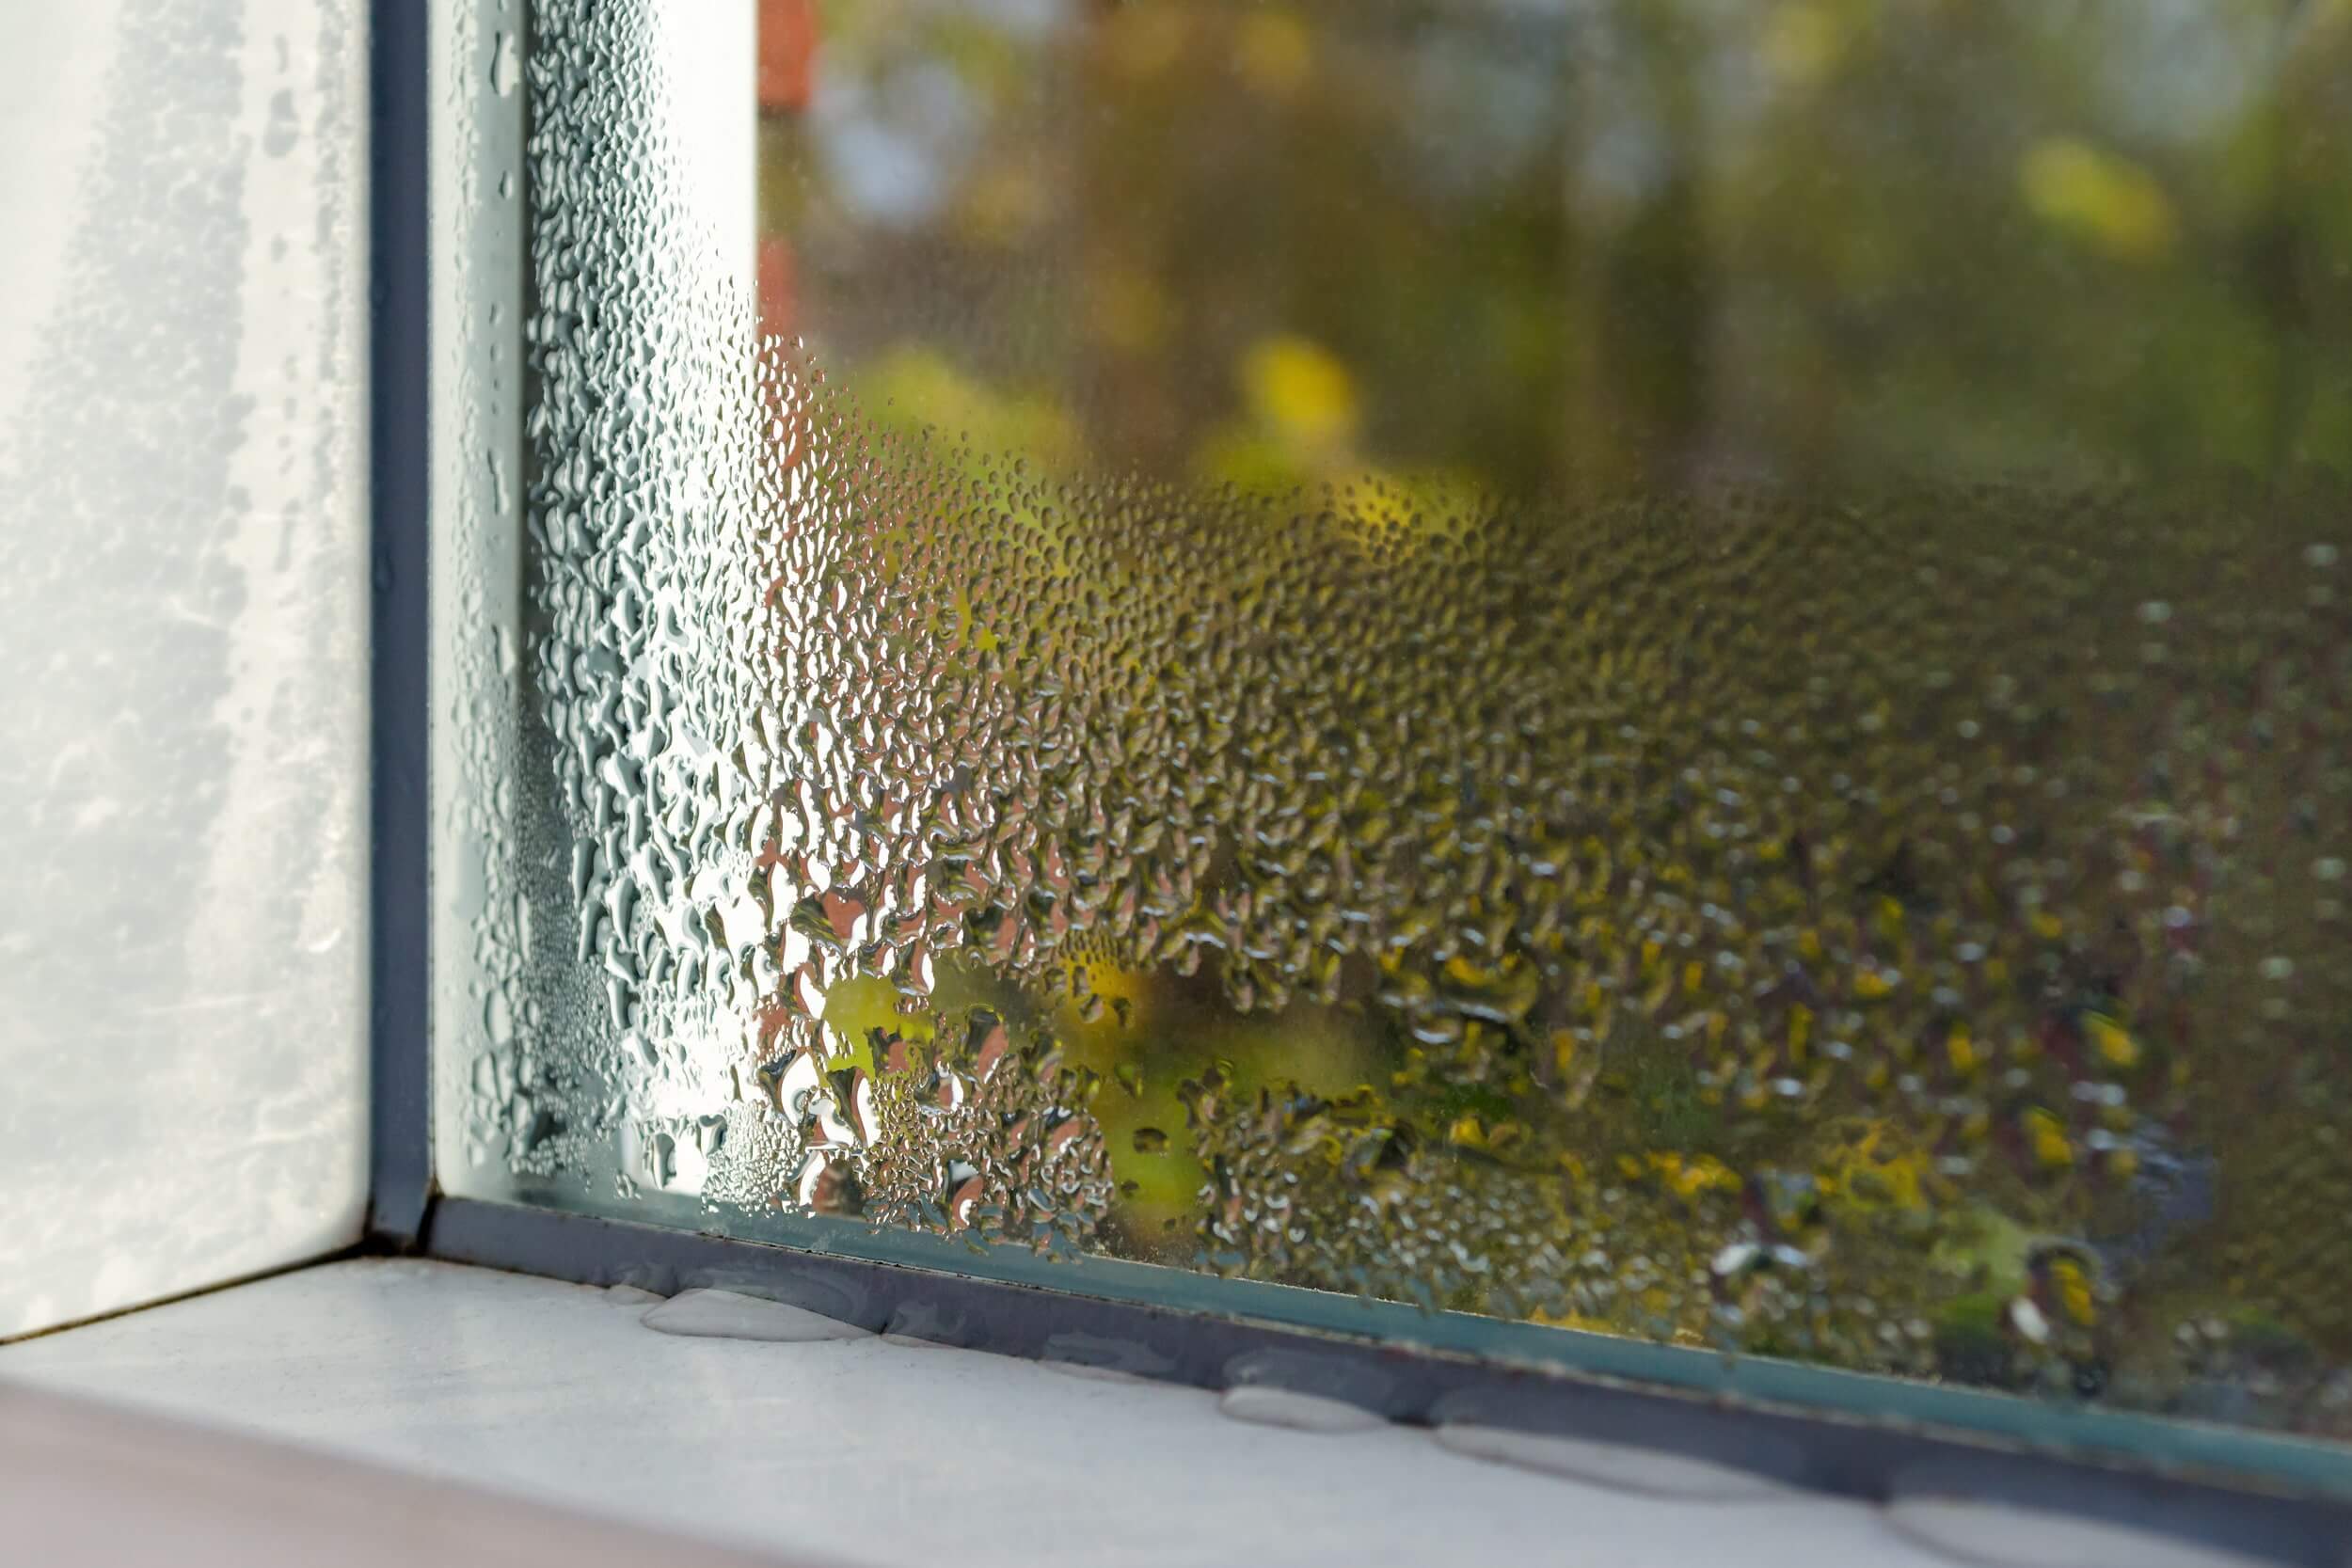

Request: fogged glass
left=1, top=0, right=370, bottom=1338
left=449, top=0, right=2352, bottom=1437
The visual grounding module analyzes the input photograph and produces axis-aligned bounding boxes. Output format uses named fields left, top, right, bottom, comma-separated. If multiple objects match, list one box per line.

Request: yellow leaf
left=1551, top=1029, right=1580, bottom=1077
left=2025, top=1107, right=2074, bottom=1169
left=2050, top=1256, right=2096, bottom=1326
left=2020, top=138, right=2179, bottom=264
left=1241, top=334, right=1360, bottom=451
left=2084, top=1012, right=2138, bottom=1069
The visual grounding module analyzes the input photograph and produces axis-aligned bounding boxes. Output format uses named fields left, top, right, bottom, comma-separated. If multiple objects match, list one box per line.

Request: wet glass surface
left=447, top=0, right=2352, bottom=1445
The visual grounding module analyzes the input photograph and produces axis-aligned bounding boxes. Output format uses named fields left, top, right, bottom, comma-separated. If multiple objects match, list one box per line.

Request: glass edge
left=415, top=0, right=533, bottom=1243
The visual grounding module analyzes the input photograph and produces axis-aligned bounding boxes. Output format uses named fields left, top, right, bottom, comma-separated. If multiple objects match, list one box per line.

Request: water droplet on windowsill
left=640, top=1287, right=869, bottom=1342
left=1218, top=1385, right=1383, bottom=1433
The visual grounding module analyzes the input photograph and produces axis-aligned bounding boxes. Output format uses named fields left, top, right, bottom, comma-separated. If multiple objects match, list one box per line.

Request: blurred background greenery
left=766, top=0, right=2352, bottom=492
left=746, top=0, right=2352, bottom=1429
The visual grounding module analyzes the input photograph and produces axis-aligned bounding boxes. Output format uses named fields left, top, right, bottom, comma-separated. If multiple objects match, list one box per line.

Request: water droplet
left=489, top=31, right=521, bottom=97
left=640, top=1288, right=869, bottom=1342
left=1218, top=1385, right=1383, bottom=1433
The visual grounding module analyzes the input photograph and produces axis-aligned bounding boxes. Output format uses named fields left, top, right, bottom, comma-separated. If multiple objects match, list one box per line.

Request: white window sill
left=0, top=1258, right=2254, bottom=1568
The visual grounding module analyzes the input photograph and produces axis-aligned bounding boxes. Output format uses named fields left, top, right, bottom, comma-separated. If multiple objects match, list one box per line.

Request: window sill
left=0, top=1258, right=1996, bottom=1567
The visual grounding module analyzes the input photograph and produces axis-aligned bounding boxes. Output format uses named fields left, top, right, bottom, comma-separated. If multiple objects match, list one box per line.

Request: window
left=433, top=0, right=2352, bottom=1500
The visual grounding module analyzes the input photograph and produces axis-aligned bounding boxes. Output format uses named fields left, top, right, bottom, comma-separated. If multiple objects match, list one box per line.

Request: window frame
left=369, top=0, right=434, bottom=1253
left=374, top=6, right=2352, bottom=1558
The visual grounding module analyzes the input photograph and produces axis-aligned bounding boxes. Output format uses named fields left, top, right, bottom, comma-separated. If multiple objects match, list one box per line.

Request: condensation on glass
left=442, top=0, right=2352, bottom=1441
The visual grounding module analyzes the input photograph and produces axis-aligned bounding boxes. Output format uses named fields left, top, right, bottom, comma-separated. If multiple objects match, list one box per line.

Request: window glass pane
left=443, top=0, right=2352, bottom=1457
